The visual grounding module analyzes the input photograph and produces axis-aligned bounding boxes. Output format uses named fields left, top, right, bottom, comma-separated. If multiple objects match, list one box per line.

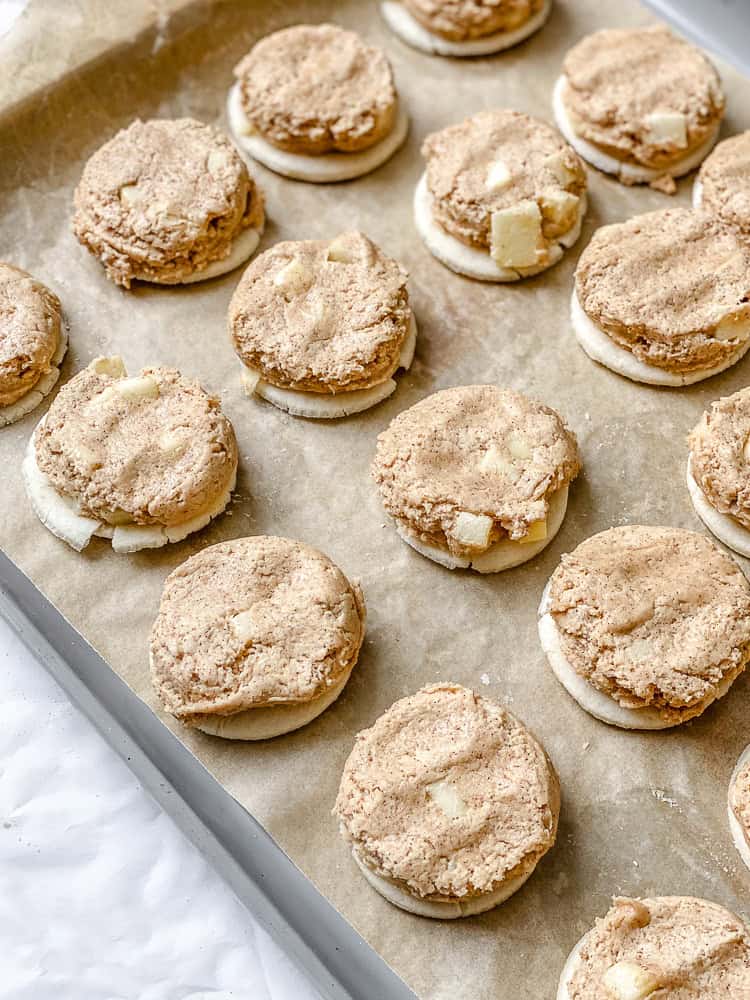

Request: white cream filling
left=0, top=320, right=69, bottom=428
left=571, top=289, right=750, bottom=387
left=351, top=849, right=535, bottom=919
left=396, top=485, right=568, bottom=573
left=169, top=222, right=264, bottom=285
left=693, top=177, right=704, bottom=209
left=227, top=84, right=409, bottom=183
left=729, top=743, right=750, bottom=874
left=553, top=76, right=720, bottom=184
left=380, top=0, right=551, bottom=57
left=414, top=172, right=586, bottom=282
left=240, top=312, right=417, bottom=419
left=686, top=455, right=750, bottom=559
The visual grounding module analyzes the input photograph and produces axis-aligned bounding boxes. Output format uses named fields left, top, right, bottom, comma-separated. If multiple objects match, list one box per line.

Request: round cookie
left=0, top=263, right=68, bottom=427
left=334, top=683, right=559, bottom=918
left=553, top=25, right=724, bottom=190
left=729, top=745, right=750, bottom=873
left=380, top=0, right=551, bottom=57
left=228, top=24, right=408, bottom=183
left=558, top=896, right=750, bottom=999
left=228, top=231, right=416, bottom=418
left=573, top=209, right=750, bottom=385
left=415, top=109, right=587, bottom=281
left=23, top=356, right=237, bottom=553
left=73, top=118, right=265, bottom=287
left=538, top=525, right=750, bottom=730
left=372, top=385, right=581, bottom=572
left=150, top=536, right=365, bottom=740
left=694, top=131, right=750, bottom=237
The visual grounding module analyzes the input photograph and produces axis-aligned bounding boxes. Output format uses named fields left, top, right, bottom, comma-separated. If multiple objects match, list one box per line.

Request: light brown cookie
left=372, top=385, right=580, bottom=571
left=334, top=683, right=559, bottom=918
left=150, top=536, right=365, bottom=740
left=558, top=897, right=750, bottom=1000
left=0, top=263, right=67, bottom=426
left=228, top=231, right=416, bottom=418
left=73, top=118, right=264, bottom=287
left=415, top=109, right=587, bottom=281
left=539, top=525, right=750, bottom=729
left=729, top=746, right=750, bottom=873
left=573, top=208, right=750, bottom=385
left=695, top=131, right=750, bottom=238
left=23, top=357, right=237, bottom=553
left=553, top=25, right=724, bottom=188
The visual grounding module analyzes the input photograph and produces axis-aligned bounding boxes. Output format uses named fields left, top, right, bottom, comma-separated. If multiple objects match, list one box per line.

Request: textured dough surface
left=334, top=683, right=559, bottom=900
left=73, top=118, right=264, bottom=287
left=689, top=387, right=750, bottom=530
left=697, top=131, right=750, bottom=238
left=687, top=457, right=750, bottom=558
left=0, top=263, right=63, bottom=407
left=401, top=0, right=543, bottom=41
left=150, top=536, right=365, bottom=724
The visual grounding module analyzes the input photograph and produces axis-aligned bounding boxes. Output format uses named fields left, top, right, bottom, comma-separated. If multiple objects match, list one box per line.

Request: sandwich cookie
left=558, top=896, right=750, bottom=999
left=228, top=24, right=408, bottom=183
left=415, top=109, right=587, bottom=281
left=0, top=263, right=68, bottom=427
left=573, top=209, right=750, bottom=385
left=694, top=131, right=750, bottom=236
left=73, top=118, right=265, bottom=287
left=538, top=525, right=750, bottom=730
left=23, top=357, right=237, bottom=553
left=380, top=0, right=551, bottom=57
left=228, top=231, right=416, bottom=418
left=150, top=536, right=365, bottom=739
left=554, top=25, right=724, bottom=191
left=729, top=745, right=750, bottom=873
left=334, top=683, right=559, bottom=918
left=372, top=385, right=581, bottom=572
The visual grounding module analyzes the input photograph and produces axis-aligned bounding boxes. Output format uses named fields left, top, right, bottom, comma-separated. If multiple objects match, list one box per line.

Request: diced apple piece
left=207, top=149, right=233, bottom=176
left=603, top=961, right=660, bottom=1000
left=545, top=150, right=578, bottom=186
left=485, top=159, right=512, bottom=191
left=119, top=183, right=145, bottom=206
left=479, top=446, right=514, bottom=476
left=327, top=237, right=357, bottom=263
left=507, top=432, right=532, bottom=461
left=427, top=780, right=467, bottom=819
left=231, top=609, right=257, bottom=642
left=113, top=376, right=160, bottom=401
left=520, top=518, right=547, bottom=544
left=540, top=189, right=579, bottom=229
left=490, top=200, right=543, bottom=269
left=273, top=258, right=312, bottom=296
left=644, top=112, right=687, bottom=148
left=453, top=511, right=493, bottom=548
left=92, top=356, right=127, bottom=378
left=239, top=366, right=261, bottom=396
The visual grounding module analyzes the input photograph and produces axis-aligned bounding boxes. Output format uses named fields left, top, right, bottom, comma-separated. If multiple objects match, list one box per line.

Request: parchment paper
left=2, top=2, right=750, bottom=997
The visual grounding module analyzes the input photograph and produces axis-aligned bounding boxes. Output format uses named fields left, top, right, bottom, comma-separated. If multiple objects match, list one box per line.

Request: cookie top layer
left=234, top=24, right=397, bottom=155
left=690, top=387, right=750, bottom=530
left=730, top=755, right=750, bottom=847
left=547, top=525, right=750, bottom=724
left=403, top=0, right=543, bottom=42
left=698, top=131, right=750, bottom=237
left=35, top=357, right=237, bottom=527
left=575, top=209, right=750, bottom=375
left=562, top=25, right=724, bottom=170
left=422, top=109, right=586, bottom=250
left=334, top=683, right=559, bottom=900
left=150, top=536, right=365, bottom=723
left=0, top=263, right=62, bottom=407
left=73, top=118, right=263, bottom=287
left=372, top=385, right=580, bottom=557
left=228, top=231, right=411, bottom=392
left=567, top=896, right=750, bottom=998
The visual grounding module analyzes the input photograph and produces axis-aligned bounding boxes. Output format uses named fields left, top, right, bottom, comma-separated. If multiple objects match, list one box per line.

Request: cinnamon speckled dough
left=35, top=358, right=237, bottom=527
left=0, top=263, right=62, bottom=407
left=689, top=388, right=750, bottom=530
left=229, top=231, right=410, bottom=392
left=697, top=131, right=750, bottom=237
left=150, top=536, right=365, bottom=725
left=422, top=109, right=586, bottom=252
left=575, top=209, right=750, bottom=376
left=547, top=526, right=750, bottom=726
left=403, top=0, right=544, bottom=41
left=730, top=758, right=750, bottom=847
left=563, top=897, right=750, bottom=999
left=73, top=118, right=264, bottom=287
left=334, top=683, right=559, bottom=902
left=234, top=24, right=397, bottom=155
left=560, top=25, right=724, bottom=174
left=372, top=385, right=580, bottom=558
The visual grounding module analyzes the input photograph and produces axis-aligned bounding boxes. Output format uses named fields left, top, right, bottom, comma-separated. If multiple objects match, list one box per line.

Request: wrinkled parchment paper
left=2, top=2, right=750, bottom=997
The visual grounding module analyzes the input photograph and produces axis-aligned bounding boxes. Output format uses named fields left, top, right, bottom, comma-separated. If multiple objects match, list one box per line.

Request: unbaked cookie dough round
left=553, top=25, right=724, bottom=191
left=23, top=356, right=238, bottom=553
left=150, top=536, right=365, bottom=740
left=380, top=0, right=551, bottom=57
left=228, top=231, right=416, bottom=418
left=729, top=745, right=750, bottom=873
left=372, top=385, right=580, bottom=572
left=557, top=896, right=750, bottom=999
left=334, top=683, right=559, bottom=918
left=228, top=24, right=408, bottom=183
left=73, top=118, right=265, bottom=287
left=573, top=209, right=750, bottom=385
left=0, top=263, right=68, bottom=427
left=538, top=525, right=750, bottom=730
left=694, top=131, right=750, bottom=237
left=415, top=109, right=587, bottom=281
